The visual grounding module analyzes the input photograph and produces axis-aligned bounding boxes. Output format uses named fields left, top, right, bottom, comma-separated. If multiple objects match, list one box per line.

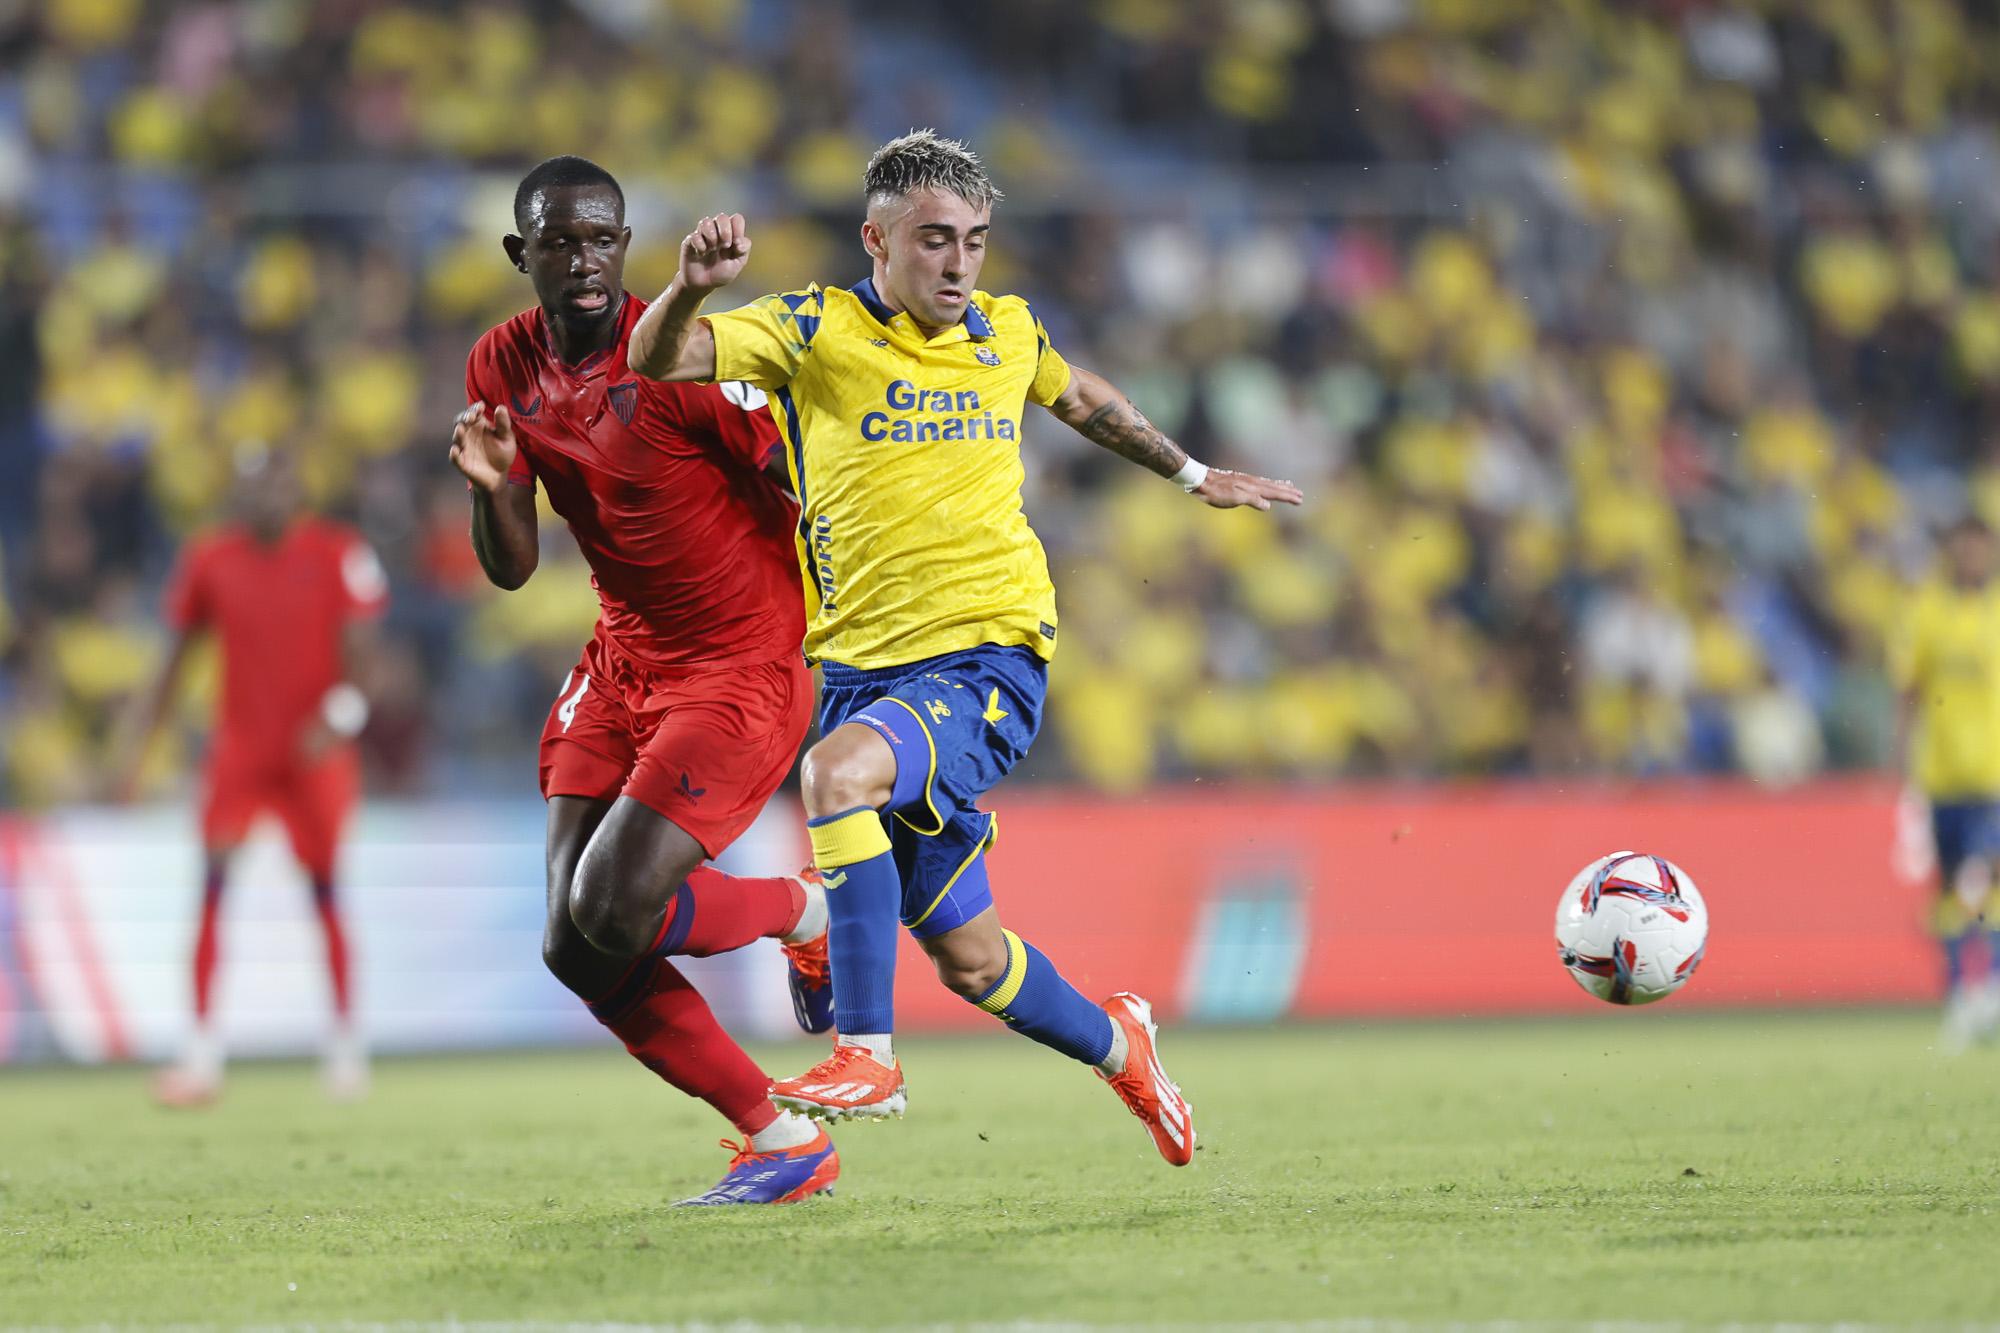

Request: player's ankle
left=183, top=1022, right=225, bottom=1077
left=782, top=875, right=829, bottom=944
left=837, top=1033, right=895, bottom=1066
left=747, top=1108, right=819, bottom=1152
left=1096, top=1020, right=1129, bottom=1077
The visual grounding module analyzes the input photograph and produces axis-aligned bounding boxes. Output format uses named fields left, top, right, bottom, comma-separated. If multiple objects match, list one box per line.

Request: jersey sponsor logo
left=608, top=381, right=638, bottom=426
left=510, top=391, right=542, bottom=422
left=556, top=672, right=591, bottom=731
left=860, top=380, right=1015, bottom=444
left=810, top=515, right=838, bottom=611
left=975, top=347, right=1001, bottom=366
left=852, top=710, right=904, bottom=746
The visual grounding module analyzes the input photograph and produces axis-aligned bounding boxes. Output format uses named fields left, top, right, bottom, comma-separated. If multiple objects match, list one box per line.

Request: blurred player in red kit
left=452, top=156, right=837, bottom=1205
left=121, top=445, right=386, bottom=1106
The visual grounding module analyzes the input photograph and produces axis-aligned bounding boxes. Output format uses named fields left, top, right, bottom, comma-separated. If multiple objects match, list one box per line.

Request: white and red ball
left=1555, top=852, right=1708, bottom=1005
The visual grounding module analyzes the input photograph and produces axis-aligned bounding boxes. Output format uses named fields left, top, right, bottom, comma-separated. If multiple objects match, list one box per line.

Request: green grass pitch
left=4, top=1009, right=1999, bottom=1326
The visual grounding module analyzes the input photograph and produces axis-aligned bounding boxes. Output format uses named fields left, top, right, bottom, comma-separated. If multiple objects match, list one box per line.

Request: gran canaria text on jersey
left=859, top=379, right=1019, bottom=443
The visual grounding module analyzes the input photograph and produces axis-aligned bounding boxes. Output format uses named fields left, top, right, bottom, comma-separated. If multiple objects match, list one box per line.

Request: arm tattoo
left=1076, top=398, right=1187, bottom=477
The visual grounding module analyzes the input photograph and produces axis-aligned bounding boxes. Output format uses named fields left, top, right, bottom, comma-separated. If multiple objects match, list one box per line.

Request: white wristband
left=1170, top=458, right=1210, bottom=493
left=322, top=683, right=370, bottom=739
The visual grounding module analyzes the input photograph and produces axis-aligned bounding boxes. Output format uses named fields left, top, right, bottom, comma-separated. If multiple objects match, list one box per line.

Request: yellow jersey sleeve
left=1026, top=311, right=1071, bottom=407
left=704, top=286, right=825, bottom=389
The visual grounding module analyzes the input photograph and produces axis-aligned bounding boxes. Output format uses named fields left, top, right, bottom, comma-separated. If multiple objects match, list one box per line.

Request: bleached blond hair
left=863, top=130, right=1002, bottom=212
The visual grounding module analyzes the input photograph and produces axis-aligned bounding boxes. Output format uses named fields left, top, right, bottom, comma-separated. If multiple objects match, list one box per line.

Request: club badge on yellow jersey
left=704, top=278, right=1072, bottom=671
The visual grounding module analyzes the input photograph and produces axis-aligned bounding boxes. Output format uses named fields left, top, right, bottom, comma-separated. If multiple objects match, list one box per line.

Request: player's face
left=507, top=185, right=631, bottom=332
left=865, top=188, right=989, bottom=332
left=236, top=454, right=303, bottom=540
left=1948, top=526, right=1996, bottom=586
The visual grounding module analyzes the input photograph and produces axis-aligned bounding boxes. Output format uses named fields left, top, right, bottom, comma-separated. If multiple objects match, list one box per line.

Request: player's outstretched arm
left=451, top=403, right=539, bottom=590
left=628, top=212, right=752, bottom=383
left=1048, top=366, right=1303, bottom=511
left=107, top=628, right=196, bottom=802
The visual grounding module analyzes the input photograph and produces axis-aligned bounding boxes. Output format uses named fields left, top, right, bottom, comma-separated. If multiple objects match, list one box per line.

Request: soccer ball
left=1555, top=852, right=1708, bottom=1005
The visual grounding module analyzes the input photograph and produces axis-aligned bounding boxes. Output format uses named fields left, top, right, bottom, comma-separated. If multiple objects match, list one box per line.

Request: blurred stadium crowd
left=1, top=0, right=1997, bottom=800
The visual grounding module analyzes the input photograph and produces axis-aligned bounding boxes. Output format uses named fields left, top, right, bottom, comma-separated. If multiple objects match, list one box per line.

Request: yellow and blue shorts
left=816, top=643, right=1046, bottom=939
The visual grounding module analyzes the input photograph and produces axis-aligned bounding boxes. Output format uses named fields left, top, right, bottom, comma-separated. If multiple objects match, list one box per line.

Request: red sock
left=649, top=866, right=804, bottom=958
left=310, top=876, right=352, bottom=1018
left=192, top=867, right=225, bottom=1022
left=589, top=958, right=778, bottom=1135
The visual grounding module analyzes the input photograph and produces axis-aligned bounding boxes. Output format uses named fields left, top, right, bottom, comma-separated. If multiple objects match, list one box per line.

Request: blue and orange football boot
left=782, top=867, right=834, bottom=1034
left=674, top=1124, right=840, bottom=1205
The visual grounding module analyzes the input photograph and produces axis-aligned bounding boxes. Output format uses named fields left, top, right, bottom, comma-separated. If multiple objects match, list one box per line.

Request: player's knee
left=567, top=863, right=652, bottom=959
left=801, top=733, right=893, bottom=818
left=933, top=941, right=1008, bottom=999
left=539, top=928, right=572, bottom=980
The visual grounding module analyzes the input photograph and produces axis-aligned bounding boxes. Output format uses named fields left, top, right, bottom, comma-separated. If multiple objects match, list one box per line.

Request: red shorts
left=539, top=629, right=813, bottom=857
left=202, top=744, right=359, bottom=880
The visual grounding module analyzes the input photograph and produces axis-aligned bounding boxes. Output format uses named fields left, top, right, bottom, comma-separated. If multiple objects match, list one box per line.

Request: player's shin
left=586, top=957, right=785, bottom=1135
left=807, top=806, right=901, bottom=1041
left=192, top=864, right=226, bottom=1024
left=969, top=929, right=1116, bottom=1067
left=309, top=875, right=352, bottom=1018
left=644, top=865, right=808, bottom=958
left=158, top=862, right=230, bottom=1105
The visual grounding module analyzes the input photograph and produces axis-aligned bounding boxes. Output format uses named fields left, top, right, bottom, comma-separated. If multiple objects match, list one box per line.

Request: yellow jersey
left=1891, top=578, right=2000, bottom=800
left=704, top=278, right=1072, bottom=670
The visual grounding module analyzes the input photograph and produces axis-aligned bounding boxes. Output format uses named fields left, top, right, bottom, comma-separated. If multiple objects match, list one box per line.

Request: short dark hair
left=514, top=156, right=624, bottom=232
left=863, top=130, right=1001, bottom=212
left=1947, top=512, right=1994, bottom=542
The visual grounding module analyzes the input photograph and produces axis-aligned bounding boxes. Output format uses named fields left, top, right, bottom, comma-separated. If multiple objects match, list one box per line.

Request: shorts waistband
left=818, top=643, right=1040, bottom=688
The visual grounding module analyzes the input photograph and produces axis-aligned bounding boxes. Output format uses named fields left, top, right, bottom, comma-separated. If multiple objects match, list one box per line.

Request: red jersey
left=165, top=517, right=388, bottom=758
left=463, top=296, right=802, bottom=671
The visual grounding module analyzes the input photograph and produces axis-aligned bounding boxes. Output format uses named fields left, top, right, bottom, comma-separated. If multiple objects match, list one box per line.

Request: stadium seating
left=2, top=0, right=1994, bottom=797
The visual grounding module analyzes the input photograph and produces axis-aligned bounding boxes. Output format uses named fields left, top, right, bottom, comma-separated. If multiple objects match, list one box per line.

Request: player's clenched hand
left=1193, top=469, right=1304, bottom=511
left=450, top=402, right=516, bottom=495
left=679, top=213, right=751, bottom=294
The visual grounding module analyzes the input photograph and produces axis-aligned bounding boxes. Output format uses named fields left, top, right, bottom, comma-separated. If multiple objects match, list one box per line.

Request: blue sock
left=971, top=929, right=1114, bottom=1066
left=1945, top=931, right=1970, bottom=988
left=807, top=806, right=901, bottom=1036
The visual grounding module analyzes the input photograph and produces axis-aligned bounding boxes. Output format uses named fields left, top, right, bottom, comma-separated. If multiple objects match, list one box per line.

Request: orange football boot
left=771, top=1044, right=907, bottom=1120
left=1099, top=992, right=1196, bottom=1165
left=151, top=1066, right=220, bottom=1109
left=781, top=868, right=834, bottom=1034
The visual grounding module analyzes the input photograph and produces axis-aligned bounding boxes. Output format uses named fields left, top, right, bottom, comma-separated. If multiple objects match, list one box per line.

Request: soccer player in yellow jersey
left=629, top=131, right=1299, bottom=1164
left=1893, top=514, right=2000, bottom=1050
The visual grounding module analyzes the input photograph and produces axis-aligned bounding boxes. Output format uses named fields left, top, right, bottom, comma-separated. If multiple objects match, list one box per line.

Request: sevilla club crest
left=608, top=381, right=638, bottom=426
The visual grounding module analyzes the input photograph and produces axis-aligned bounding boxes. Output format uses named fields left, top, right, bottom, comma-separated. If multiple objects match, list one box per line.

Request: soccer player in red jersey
left=452, top=156, right=837, bottom=1205
left=121, top=445, right=386, bottom=1107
